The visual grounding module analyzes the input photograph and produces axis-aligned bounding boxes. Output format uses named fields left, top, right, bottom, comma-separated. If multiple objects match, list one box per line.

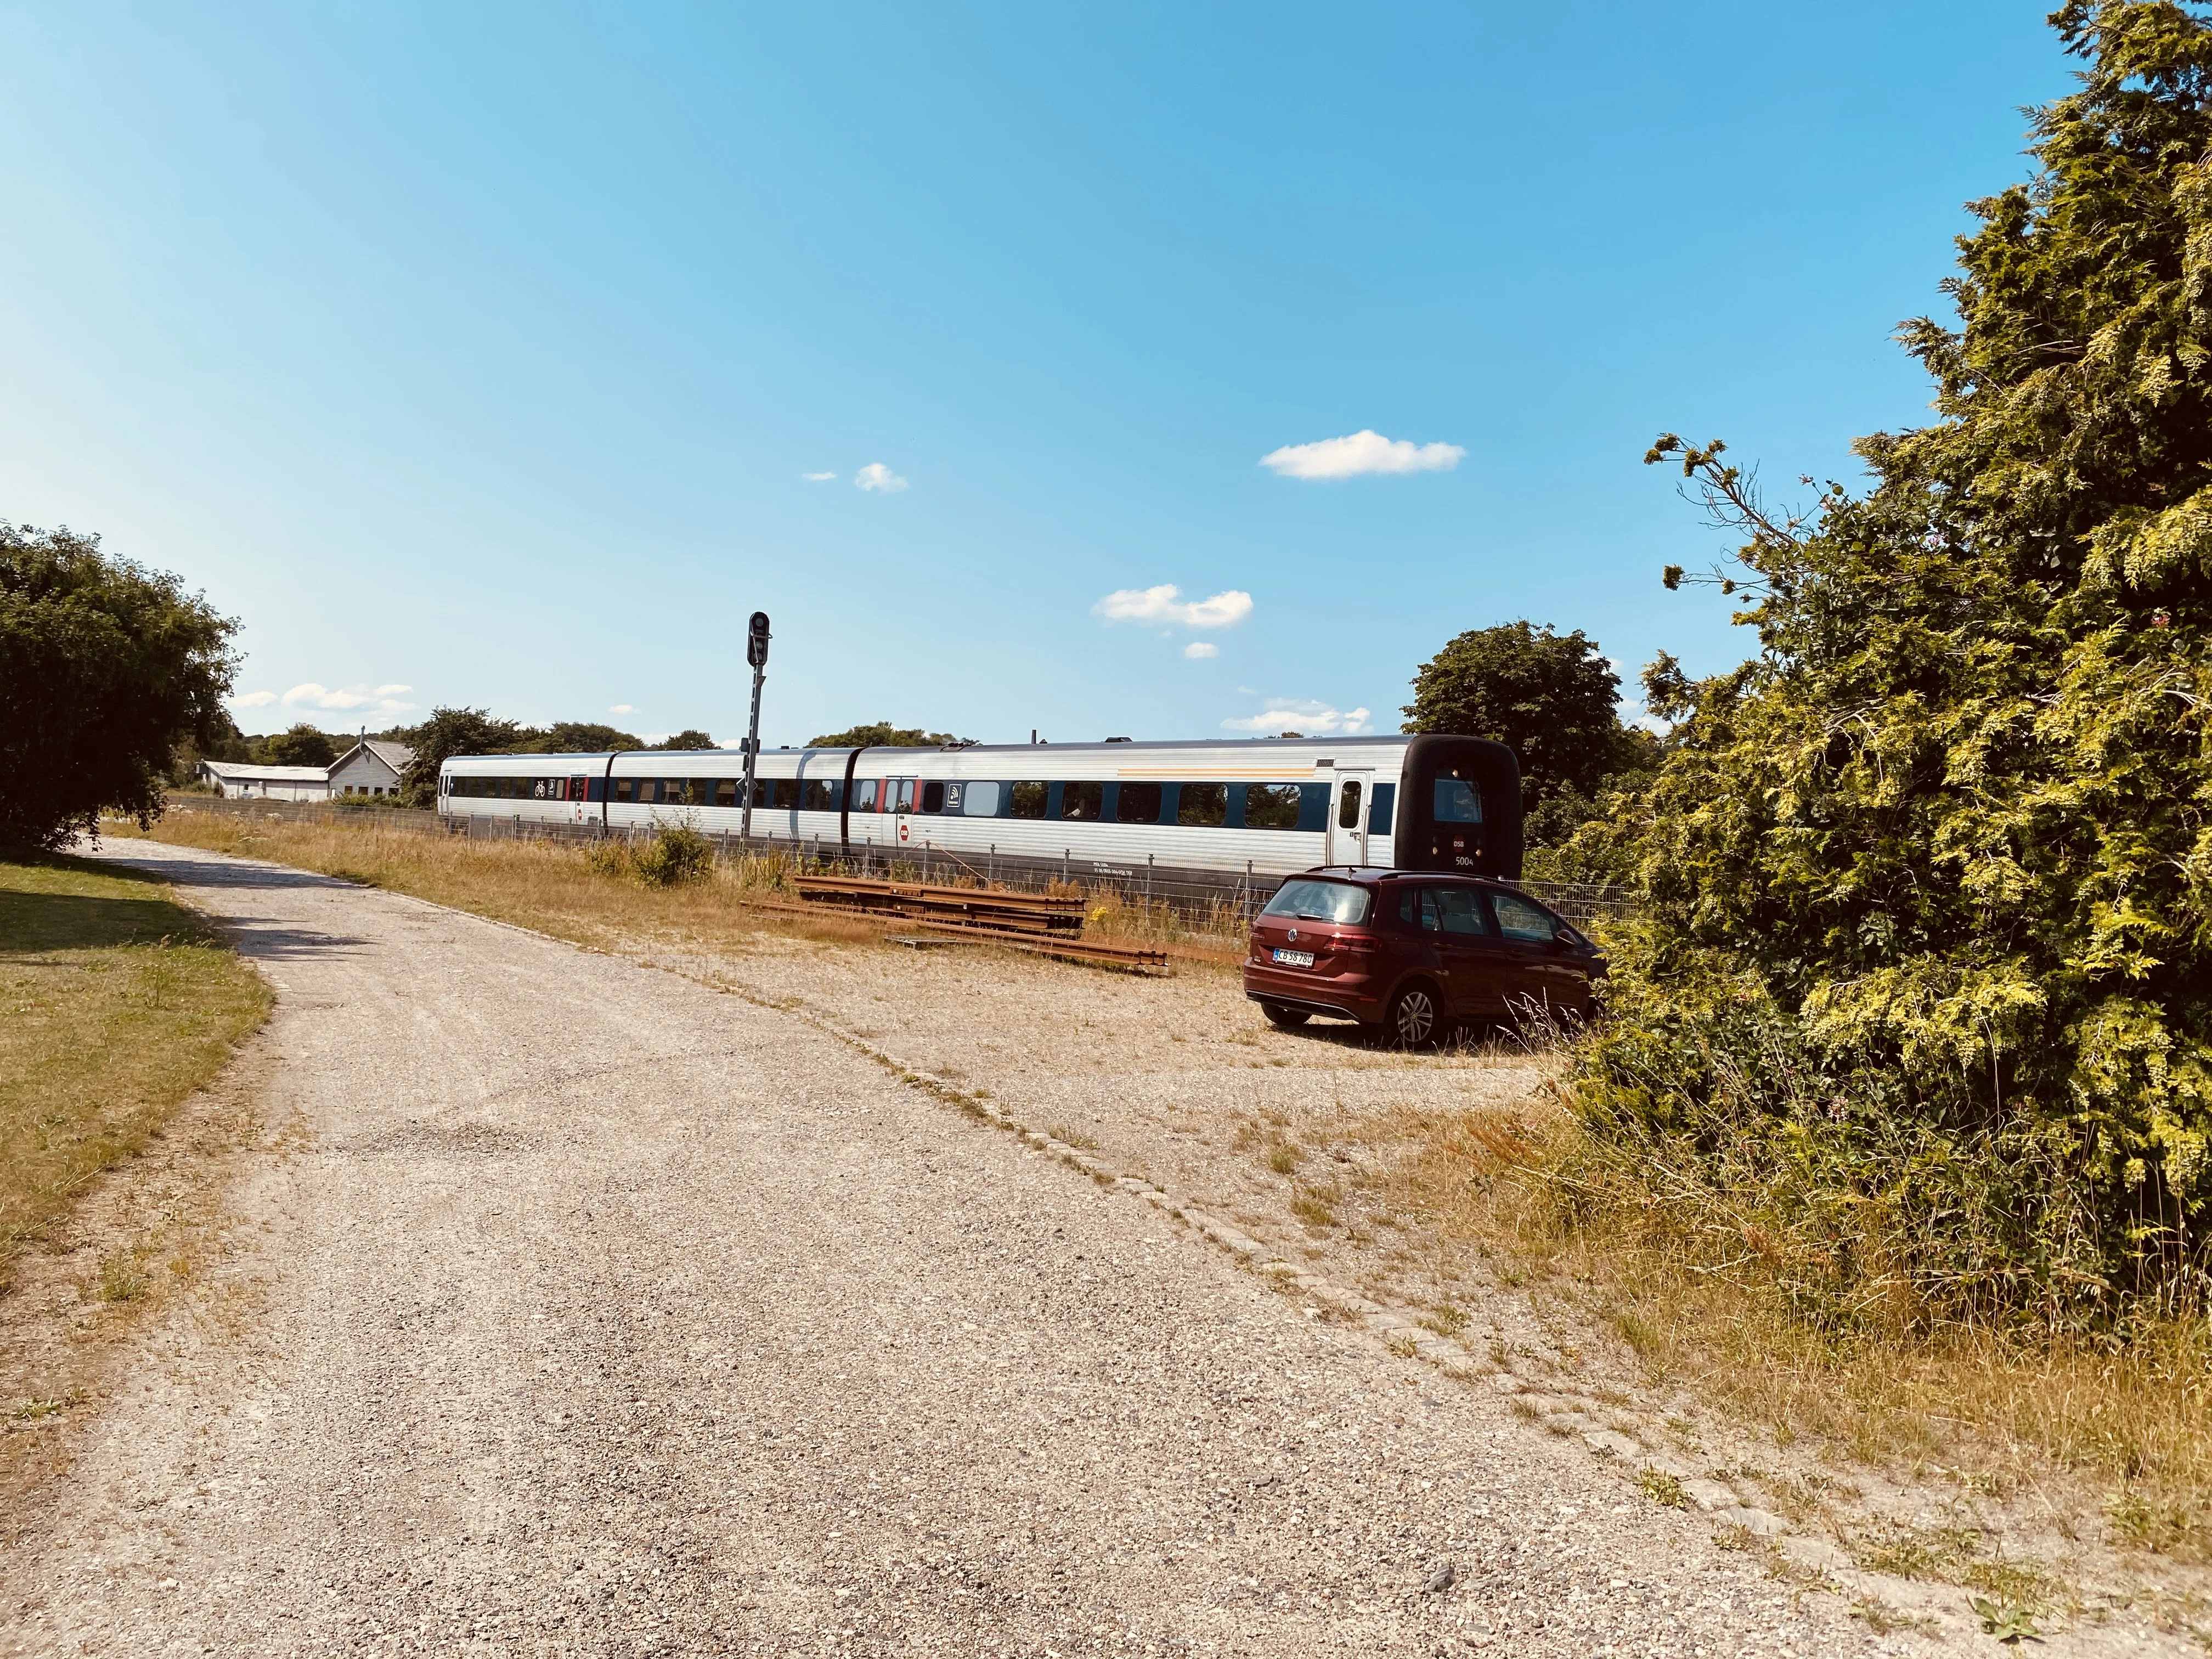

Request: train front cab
left=1396, top=735, right=1522, bottom=881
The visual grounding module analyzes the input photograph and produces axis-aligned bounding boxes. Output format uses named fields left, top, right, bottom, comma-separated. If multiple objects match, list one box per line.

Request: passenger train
left=438, top=733, right=1521, bottom=884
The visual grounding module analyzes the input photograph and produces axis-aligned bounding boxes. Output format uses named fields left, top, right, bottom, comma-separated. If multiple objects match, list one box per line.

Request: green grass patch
left=0, top=853, right=270, bottom=1273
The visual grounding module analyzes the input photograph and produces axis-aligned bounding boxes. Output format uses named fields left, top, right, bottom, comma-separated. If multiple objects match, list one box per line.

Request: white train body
left=438, top=733, right=1523, bottom=882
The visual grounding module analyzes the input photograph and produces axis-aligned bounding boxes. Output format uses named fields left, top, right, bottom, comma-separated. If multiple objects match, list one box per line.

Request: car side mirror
left=1551, top=928, right=1578, bottom=949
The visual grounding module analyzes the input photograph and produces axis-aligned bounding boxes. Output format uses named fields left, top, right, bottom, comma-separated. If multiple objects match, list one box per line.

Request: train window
left=1337, top=780, right=1363, bottom=829
left=1434, top=778, right=1483, bottom=823
left=715, top=779, right=738, bottom=808
left=891, top=778, right=916, bottom=814
left=922, top=780, right=946, bottom=812
left=1242, top=783, right=1301, bottom=830
left=1009, top=781, right=1047, bottom=819
left=1369, top=782, right=1396, bottom=834
left=962, top=781, right=1002, bottom=817
left=851, top=778, right=880, bottom=812
left=1059, top=781, right=1103, bottom=821
left=1116, top=782, right=1162, bottom=824
left=690, top=780, right=715, bottom=805
left=1176, top=783, right=1227, bottom=827
left=614, top=778, right=635, bottom=803
left=802, top=778, right=837, bottom=811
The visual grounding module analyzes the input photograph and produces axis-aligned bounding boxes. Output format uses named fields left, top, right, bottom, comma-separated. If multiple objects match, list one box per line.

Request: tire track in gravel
left=0, top=839, right=1897, bottom=1657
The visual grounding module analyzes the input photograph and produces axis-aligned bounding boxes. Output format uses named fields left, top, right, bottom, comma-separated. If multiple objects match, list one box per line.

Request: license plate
left=1272, top=949, right=1316, bottom=968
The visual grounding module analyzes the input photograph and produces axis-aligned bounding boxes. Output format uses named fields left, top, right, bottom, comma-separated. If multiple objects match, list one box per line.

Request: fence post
left=1145, top=853, right=1153, bottom=910
left=989, top=843, right=995, bottom=885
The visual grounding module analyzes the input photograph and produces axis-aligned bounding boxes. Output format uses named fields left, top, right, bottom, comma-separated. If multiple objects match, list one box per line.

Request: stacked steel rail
left=792, top=874, right=1168, bottom=971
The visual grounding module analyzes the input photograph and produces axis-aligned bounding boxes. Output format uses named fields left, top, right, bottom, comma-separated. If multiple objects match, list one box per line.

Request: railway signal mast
left=740, top=611, right=770, bottom=841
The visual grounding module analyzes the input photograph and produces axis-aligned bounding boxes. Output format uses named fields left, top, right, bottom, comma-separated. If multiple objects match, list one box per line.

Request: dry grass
left=0, top=853, right=270, bottom=1277
left=112, top=811, right=889, bottom=960
left=1353, top=1088, right=2212, bottom=1564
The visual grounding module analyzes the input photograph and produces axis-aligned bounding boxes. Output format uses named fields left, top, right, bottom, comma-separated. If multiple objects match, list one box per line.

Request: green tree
left=0, top=523, right=238, bottom=849
left=396, top=708, right=527, bottom=807
left=528, top=721, right=642, bottom=753
left=649, top=729, right=716, bottom=751
left=1403, top=621, right=1655, bottom=841
left=263, top=723, right=337, bottom=767
left=806, top=720, right=968, bottom=747
left=1575, top=1, right=2212, bottom=1324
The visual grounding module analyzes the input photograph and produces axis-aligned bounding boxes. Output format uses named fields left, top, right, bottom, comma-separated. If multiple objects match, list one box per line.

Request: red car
left=1242, top=867, right=1607, bottom=1046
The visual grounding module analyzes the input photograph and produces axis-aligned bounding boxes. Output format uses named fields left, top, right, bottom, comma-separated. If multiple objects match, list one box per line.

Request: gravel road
left=0, top=840, right=1895, bottom=1656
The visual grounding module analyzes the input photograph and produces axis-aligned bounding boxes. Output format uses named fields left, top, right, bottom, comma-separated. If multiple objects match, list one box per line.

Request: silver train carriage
left=438, top=733, right=1522, bottom=882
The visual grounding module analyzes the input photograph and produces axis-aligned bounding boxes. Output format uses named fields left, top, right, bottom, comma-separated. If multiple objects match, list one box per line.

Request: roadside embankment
left=0, top=850, right=272, bottom=1508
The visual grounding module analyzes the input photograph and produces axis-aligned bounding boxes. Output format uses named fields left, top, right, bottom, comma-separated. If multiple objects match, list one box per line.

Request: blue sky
left=2, top=3, right=2075, bottom=747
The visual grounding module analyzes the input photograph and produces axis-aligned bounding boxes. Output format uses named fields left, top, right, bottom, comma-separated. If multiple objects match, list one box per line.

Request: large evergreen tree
left=1577, top=1, right=2212, bottom=1323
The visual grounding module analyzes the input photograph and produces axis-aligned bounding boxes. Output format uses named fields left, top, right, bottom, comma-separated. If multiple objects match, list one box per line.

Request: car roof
left=1296, top=866, right=1503, bottom=885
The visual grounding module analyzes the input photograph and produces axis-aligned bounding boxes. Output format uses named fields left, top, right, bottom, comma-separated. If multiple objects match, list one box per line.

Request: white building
left=329, top=738, right=414, bottom=798
left=197, top=761, right=336, bottom=802
left=199, top=739, right=416, bottom=802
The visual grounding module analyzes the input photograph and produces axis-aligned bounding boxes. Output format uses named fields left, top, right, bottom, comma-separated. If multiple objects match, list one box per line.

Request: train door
left=889, top=777, right=917, bottom=850
left=569, top=775, right=588, bottom=826
left=1328, top=771, right=1374, bottom=866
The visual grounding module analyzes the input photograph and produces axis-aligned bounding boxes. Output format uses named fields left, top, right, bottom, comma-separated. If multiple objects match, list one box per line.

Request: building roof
left=332, top=738, right=416, bottom=773
left=200, top=761, right=332, bottom=783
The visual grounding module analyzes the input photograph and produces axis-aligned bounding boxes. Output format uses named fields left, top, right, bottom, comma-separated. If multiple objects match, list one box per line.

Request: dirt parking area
left=657, top=934, right=1551, bottom=1347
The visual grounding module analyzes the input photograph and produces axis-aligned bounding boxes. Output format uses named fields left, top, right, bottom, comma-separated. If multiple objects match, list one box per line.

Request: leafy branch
left=1644, top=434, right=1844, bottom=601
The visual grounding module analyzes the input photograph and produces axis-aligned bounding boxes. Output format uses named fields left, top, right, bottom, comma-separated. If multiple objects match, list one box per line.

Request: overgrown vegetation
left=586, top=820, right=719, bottom=887
left=0, top=855, right=268, bottom=1272
left=1562, top=0, right=2212, bottom=1333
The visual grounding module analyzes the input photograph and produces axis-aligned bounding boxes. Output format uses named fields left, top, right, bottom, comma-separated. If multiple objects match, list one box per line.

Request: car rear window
left=1262, top=879, right=1372, bottom=926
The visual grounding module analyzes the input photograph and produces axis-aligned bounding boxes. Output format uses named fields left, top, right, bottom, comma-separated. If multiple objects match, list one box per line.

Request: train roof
left=441, top=733, right=1428, bottom=767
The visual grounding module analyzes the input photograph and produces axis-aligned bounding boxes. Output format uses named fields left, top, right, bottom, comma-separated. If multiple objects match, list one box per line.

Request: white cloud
left=609, top=704, right=636, bottom=714
left=276, top=681, right=418, bottom=718
left=1183, top=641, right=1219, bottom=660
left=801, top=471, right=837, bottom=482
left=1260, top=430, right=1464, bottom=480
left=230, top=690, right=278, bottom=709
left=855, top=462, right=909, bottom=493
left=1092, top=584, right=1254, bottom=630
left=1222, top=697, right=1374, bottom=736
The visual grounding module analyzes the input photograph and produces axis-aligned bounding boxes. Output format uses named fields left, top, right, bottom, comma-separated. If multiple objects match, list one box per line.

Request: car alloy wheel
left=1391, top=986, right=1438, bottom=1048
